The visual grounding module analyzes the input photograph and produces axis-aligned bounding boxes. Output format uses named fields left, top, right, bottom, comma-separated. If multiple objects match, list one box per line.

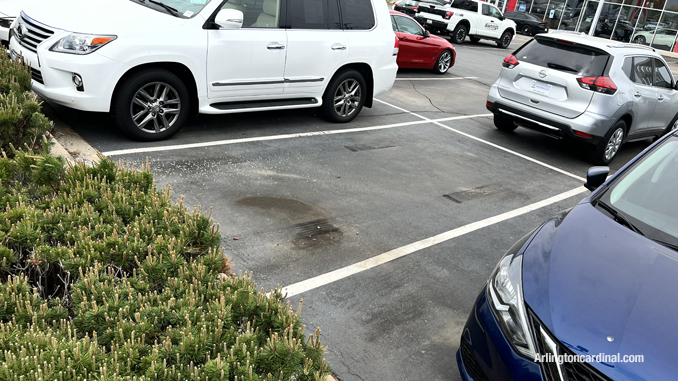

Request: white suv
left=9, top=0, right=398, bottom=141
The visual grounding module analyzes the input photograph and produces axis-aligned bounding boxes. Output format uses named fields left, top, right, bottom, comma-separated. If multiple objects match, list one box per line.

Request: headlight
left=50, top=33, right=116, bottom=55
left=488, top=253, right=537, bottom=359
left=0, top=17, right=15, bottom=29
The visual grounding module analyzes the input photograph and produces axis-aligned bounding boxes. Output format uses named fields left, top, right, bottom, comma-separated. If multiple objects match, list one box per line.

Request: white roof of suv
left=541, top=31, right=660, bottom=57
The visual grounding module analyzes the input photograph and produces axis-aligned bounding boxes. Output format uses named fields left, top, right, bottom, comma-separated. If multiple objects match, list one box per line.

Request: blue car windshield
left=599, top=136, right=678, bottom=247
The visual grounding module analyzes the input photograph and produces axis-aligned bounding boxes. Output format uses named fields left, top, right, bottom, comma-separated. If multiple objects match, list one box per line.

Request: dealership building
left=488, top=0, right=678, bottom=53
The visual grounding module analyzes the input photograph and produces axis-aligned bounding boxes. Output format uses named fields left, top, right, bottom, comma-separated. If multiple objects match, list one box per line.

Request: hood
left=20, top=0, right=189, bottom=34
left=523, top=202, right=678, bottom=380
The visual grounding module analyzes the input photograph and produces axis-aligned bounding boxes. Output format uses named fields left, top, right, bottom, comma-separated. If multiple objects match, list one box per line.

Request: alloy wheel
left=502, top=33, right=511, bottom=46
left=605, top=128, right=624, bottom=161
left=333, top=79, right=361, bottom=118
left=457, top=28, right=466, bottom=41
left=130, top=82, right=181, bottom=133
left=438, top=51, right=452, bottom=73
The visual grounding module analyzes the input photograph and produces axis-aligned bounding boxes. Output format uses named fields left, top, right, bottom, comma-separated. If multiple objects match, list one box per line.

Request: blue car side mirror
left=585, top=166, right=610, bottom=191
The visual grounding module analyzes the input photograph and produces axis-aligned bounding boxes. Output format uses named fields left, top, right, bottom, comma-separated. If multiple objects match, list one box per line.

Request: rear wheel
left=497, top=30, right=513, bottom=49
left=521, top=25, right=532, bottom=35
left=590, top=121, right=625, bottom=165
left=432, top=49, right=453, bottom=74
left=322, top=69, right=366, bottom=123
left=451, top=24, right=468, bottom=44
left=493, top=112, right=518, bottom=132
left=111, top=69, right=190, bottom=141
left=633, top=35, right=646, bottom=44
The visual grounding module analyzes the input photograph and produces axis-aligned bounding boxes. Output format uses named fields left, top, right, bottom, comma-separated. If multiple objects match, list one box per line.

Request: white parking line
left=280, top=186, right=588, bottom=298
left=395, top=77, right=478, bottom=80
left=101, top=114, right=491, bottom=156
left=374, top=99, right=586, bottom=182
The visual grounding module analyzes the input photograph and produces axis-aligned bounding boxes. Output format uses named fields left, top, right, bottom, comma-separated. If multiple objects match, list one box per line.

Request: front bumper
left=457, top=286, right=544, bottom=381
left=487, top=83, right=610, bottom=145
left=9, top=35, right=125, bottom=112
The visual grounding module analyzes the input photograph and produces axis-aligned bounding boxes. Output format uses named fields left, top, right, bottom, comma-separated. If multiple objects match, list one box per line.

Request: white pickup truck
left=415, top=0, right=516, bottom=48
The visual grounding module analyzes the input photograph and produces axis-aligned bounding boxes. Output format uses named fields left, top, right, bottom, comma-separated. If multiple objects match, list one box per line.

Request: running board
left=210, top=98, right=318, bottom=110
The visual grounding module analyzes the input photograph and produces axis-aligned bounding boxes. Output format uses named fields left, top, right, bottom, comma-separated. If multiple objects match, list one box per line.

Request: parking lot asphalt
left=49, top=33, right=656, bottom=381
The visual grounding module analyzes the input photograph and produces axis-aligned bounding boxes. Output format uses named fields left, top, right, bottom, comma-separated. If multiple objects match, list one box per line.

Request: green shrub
left=0, top=53, right=53, bottom=155
left=0, top=154, right=330, bottom=380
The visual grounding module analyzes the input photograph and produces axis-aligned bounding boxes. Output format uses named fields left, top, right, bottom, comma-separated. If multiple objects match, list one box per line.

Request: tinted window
left=339, top=0, right=375, bottom=29
left=394, top=15, right=424, bottom=36
left=632, top=56, right=654, bottom=86
left=481, top=4, right=490, bottom=15
left=622, top=56, right=633, bottom=79
left=654, top=58, right=673, bottom=88
left=451, top=0, right=477, bottom=11
left=288, top=0, right=341, bottom=29
left=515, top=38, right=610, bottom=76
left=508, top=12, right=525, bottom=19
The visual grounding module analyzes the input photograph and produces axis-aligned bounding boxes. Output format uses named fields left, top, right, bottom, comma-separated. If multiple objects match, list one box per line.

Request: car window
left=489, top=6, right=502, bottom=19
left=339, top=0, right=375, bottom=29
left=622, top=56, right=633, bottom=80
left=287, top=0, right=341, bottom=29
left=514, top=37, right=610, bottom=76
left=481, top=4, right=490, bottom=16
left=654, top=58, right=673, bottom=89
left=238, top=0, right=280, bottom=28
left=632, top=56, right=654, bottom=86
left=451, top=0, right=477, bottom=11
left=394, top=15, right=424, bottom=36
left=391, top=15, right=398, bottom=31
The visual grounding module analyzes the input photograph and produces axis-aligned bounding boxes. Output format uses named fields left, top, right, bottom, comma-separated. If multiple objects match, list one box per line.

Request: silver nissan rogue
left=486, top=31, right=678, bottom=164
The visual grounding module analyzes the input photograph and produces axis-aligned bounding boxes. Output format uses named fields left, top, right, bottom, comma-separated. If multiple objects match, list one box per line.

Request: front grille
left=16, top=12, right=54, bottom=53
left=31, top=68, right=44, bottom=85
left=460, top=339, right=488, bottom=381
left=529, top=309, right=612, bottom=381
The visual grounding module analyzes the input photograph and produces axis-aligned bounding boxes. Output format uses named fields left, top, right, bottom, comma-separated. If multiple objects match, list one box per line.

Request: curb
left=39, top=99, right=101, bottom=165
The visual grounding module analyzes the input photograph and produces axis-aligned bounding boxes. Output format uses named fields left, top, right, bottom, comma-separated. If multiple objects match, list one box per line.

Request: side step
left=210, top=98, right=318, bottom=110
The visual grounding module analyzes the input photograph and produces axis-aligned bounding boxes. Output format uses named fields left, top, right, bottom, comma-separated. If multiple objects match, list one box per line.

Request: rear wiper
left=147, top=0, right=181, bottom=17
left=597, top=200, right=645, bottom=236
left=546, top=62, right=579, bottom=73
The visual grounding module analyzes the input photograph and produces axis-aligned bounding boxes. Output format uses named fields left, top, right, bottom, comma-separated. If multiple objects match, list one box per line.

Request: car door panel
left=394, top=15, right=438, bottom=66
left=651, top=58, right=678, bottom=130
left=628, top=56, right=658, bottom=132
left=477, top=4, right=501, bottom=38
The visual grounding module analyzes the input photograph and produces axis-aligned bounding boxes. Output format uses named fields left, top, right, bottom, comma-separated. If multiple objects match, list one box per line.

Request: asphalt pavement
left=49, top=32, right=653, bottom=381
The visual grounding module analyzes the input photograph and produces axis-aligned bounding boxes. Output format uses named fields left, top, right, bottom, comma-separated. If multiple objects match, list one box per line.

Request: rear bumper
left=487, top=84, right=611, bottom=145
left=415, top=16, right=451, bottom=32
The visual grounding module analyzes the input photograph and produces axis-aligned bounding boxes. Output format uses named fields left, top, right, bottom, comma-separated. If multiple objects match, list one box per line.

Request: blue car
left=457, top=131, right=678, bottom=380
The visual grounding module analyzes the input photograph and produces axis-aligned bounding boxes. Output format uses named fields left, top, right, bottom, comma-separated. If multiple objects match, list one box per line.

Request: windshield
left=597, top=136, right=678, bottom=248
left=133, top=0, right=211, bottom=18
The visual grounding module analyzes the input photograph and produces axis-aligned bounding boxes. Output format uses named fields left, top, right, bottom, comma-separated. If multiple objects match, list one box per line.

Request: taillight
left=538, top=23, right=547, bottom=27
left=393, top=35, right=399, bottom=56
left=444, top=11, right=454, bottom=19
left=574, top=130, right=593, bottom=139
left=502, top=54, right=519, bottom=68
left=577, top=76, right=617, bottom=95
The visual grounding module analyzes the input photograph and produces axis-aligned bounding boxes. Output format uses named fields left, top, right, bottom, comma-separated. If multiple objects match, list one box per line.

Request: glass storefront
left=513, top=0, right=678, bottom=52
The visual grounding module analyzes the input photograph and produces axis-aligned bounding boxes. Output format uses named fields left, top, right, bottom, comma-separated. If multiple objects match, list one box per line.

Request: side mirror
left=424, top=30, right=430, bottom=38
left=585, top=166, right=609, bottom=191
left=215, top=9, right=244, bottom=29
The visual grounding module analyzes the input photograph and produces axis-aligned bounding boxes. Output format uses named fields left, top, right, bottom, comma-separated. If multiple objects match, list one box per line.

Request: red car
left=390, top=10, right=455, bottom=74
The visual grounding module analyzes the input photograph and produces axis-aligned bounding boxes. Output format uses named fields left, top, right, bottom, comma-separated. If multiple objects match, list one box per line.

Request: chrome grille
left=15, top=12, right=54, bottom=53
left=31, top=68, right=44, bottom=85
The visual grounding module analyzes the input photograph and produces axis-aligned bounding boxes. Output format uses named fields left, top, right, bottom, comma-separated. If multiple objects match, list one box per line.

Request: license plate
left=529, top=80, right=553, bottom=96
left=427, top=19, right=432, bottom=24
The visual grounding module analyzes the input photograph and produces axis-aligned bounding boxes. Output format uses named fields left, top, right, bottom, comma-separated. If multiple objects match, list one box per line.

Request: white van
left=9, top=0, right=398, bottom=140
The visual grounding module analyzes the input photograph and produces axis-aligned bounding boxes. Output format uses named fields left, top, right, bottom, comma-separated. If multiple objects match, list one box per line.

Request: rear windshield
left=514, top=37, right=610, bottom=77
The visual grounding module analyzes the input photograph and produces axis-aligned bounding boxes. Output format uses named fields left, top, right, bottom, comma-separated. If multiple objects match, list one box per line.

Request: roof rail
left=606, top=42, right=656, bottom=52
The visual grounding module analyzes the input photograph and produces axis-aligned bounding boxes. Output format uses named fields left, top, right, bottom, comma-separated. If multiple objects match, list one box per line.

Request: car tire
left=322, top=69, right=367, bottom=123
left=451, top=24, right=468, bottom=44
left=590, top=121, right=626, bottom=165
left=493, top=112, right=518, bottom=132
left=521, top=25, right=531, bottom=35
left=633, top=35, right=646, bottom=44
left=111, top=69, right=190, bottom=141
left=432, top=49, right=453, bottom=74
left=469, top=36, right=481, bottom=43
left=497, top=30, right=513, bottom=49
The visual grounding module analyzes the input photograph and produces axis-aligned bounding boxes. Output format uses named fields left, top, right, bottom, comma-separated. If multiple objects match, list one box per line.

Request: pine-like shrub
left=0, top=153, right=330, bottom=381
left=0, top=53, right=53, bottom=154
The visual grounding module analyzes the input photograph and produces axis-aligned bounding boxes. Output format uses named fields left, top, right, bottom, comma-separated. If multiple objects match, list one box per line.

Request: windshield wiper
left=652, top=239, right=678, bottom=252
left=147, top=0, right=181, bottom=17
left=546, top=62, right=579, bottom=73
left=597, top=200, right=645, bottom=236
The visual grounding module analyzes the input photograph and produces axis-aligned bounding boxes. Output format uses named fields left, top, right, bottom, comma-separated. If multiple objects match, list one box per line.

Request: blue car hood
left=523, top=202, right=678, bottom=380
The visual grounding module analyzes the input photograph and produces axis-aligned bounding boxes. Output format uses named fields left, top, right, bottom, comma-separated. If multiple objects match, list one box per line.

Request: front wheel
left=497, top=31, right=513, bottom=49
left=432, top=49, right=453, bottom=74
left=111, top=69, right=190, bottom=141
left=633, top=35, right=646, bottom=44
left=451, top=24, right=468, bottom=44
left=521, top=25, right=532, bottom=35
left=322, top=69, right=367, bottom=123
left=590, top=121, right=625, bottom=165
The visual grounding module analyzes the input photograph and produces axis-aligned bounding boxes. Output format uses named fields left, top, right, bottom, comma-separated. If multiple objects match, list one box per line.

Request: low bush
left=0, top=52, right=53, bottom=154
left=0, top=153, right=330, bottom=381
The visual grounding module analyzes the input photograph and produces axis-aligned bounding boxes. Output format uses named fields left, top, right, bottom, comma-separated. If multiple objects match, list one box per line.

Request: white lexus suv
left=9, top=0, right=398, bottom=141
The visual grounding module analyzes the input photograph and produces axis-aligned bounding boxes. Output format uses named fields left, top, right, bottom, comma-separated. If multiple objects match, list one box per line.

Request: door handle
left=331, top=43, right=347, bottom=50
left=267, top=43, right=285, bottom=50
left=399, top=36, right=408, bottom=40
left=658, top=95, right=666, bottom=101
left=634, top=92, right=642, bottom=98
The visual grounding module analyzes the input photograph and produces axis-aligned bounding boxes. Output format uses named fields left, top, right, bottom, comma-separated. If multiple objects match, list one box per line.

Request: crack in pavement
left=333, top=348, right=366, bottom=381
left=409, top=81, right=446, bottom=114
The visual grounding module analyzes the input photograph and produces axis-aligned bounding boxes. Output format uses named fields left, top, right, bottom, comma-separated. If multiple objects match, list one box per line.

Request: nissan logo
left=539, top=69, right=547, bottom=78
left=16, top=24, right=24, bottom=40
